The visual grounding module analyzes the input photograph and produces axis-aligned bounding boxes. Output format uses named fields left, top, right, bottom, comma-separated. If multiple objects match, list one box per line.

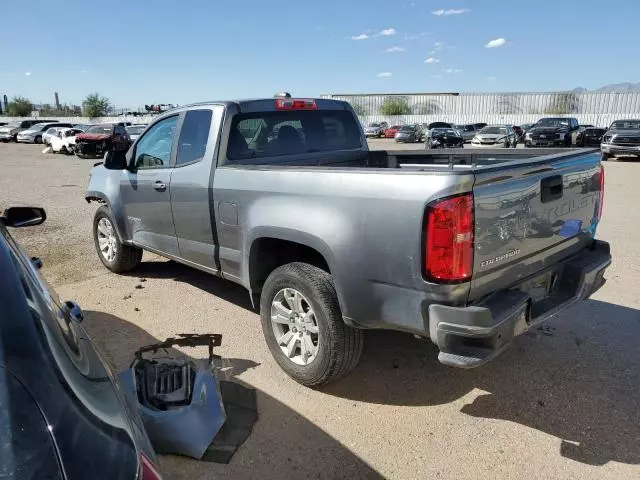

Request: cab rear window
left=227, top=110, right=362, bottom=162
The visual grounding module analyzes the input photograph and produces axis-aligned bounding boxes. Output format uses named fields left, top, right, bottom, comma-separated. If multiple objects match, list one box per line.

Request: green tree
left=82, top=93, right=112, bottom=118
left=379, top=96, right=411, bottom=116
left=6, top=96, right=33, bottom=117
left=350, top=102, right=367, bottom=116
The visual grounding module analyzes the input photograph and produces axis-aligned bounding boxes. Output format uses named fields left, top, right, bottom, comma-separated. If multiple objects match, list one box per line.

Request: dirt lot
left=2, top=141, right=639, bottom=480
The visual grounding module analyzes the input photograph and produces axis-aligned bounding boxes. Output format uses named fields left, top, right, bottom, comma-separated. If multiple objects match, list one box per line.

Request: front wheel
left=34, top=135, right=42, bottom=144
left=93, top=206, right=142, bottom=273
left=601, top=152, right=611, bottom=161
left=260, top=262, right=363, bottom=387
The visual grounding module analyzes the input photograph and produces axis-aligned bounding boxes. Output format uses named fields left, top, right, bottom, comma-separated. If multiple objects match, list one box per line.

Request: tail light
left=139, top=453, right=163, bottom=480
left=275, top=98, right=317, bottom=110
left=424, top=193, right=474, bottom=282
left=598, top=164, right=605, bottom=221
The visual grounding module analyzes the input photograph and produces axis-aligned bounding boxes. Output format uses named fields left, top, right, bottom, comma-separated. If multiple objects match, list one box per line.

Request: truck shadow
left=323, top=299, right=640, bottom=467
left=82, top=310, right=382, bottom=480
left=127, top=259, right=255, bottom=311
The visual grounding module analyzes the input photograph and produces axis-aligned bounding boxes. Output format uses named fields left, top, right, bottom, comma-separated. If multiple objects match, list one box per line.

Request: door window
left=134, top=115, right=178, bottom=169
left=176, top=109, right=213, bottom=166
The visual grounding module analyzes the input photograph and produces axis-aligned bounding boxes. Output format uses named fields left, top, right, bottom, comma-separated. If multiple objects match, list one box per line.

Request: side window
left=134, top=115, right=179, bottom=169
left=176, top=109, right=213, bottom=166
left=465, top=125, right=474, bottom=132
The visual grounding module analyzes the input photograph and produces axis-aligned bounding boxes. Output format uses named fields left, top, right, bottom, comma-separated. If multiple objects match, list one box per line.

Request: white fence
left=322, top=91, right=640, bottom=128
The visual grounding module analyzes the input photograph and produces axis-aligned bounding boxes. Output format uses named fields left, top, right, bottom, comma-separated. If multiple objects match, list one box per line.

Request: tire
left=601, top=152, right=611, bottom=161
left=34, top=135, right=42, bottom=144
left=260, top=262, right=364, bottom=387
left=564, top=135, right=571, bottom=147
left=93, top=206, right=142, bottom=273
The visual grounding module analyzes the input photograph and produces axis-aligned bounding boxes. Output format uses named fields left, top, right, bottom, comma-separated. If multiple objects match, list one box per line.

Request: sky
left=1, top=0, right=639, bottom=108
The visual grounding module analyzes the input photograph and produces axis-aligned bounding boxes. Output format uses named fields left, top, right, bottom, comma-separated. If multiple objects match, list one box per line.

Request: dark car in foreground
left=424, top=127, right=464, bottom=148
left=0, top=207, right=161, bottom=479
left=576, top=127, right=606, bottom=148
left=524, top=117, right=580, bottom=147
left=600, top=119, right=640, bottom=160
left=75, top=124, right=131, bottom=158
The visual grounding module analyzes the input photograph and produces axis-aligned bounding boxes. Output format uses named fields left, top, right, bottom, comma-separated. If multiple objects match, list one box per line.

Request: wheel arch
left=245, top=228, right=346, bottom=314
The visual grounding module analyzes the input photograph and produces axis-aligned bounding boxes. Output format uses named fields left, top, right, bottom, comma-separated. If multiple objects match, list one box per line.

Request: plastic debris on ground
left=118, top=333, right=258, bottom=463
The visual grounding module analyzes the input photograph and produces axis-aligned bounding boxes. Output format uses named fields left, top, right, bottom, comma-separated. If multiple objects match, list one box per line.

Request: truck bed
left=229, top=147, right=600, bottom=172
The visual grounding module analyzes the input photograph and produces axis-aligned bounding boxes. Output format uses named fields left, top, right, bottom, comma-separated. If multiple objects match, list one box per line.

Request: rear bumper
left=428, top=240, right=611, bottom=368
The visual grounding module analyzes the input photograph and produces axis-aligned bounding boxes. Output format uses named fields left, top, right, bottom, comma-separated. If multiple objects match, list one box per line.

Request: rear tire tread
left=260, top=262, right=363, bottom=387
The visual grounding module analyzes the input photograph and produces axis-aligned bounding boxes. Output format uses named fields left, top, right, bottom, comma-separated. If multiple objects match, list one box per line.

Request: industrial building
left=321, top=91, right=640, bottom=127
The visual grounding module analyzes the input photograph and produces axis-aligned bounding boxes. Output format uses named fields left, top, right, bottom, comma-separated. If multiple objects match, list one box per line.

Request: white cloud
left=443, top=68, right=463, bottom=74
left=486, top=76, right=498, bottom=81
left=377, top=72, right=393, bottom=77
left=350, top=34, right=370, bottom=40
left=432, top=8, right=470, bottom=16
left=384, top=46, right=405, bottom=52
left=379, top=28, right=397, bottom=36
left=428, top=50, right=436, bottom=55
left=485, top=38, right=507, bottom=48
left=425, top=57, right=440, bottom=64
left=24, top=71, right=32, bottom=76
left=405, top=31, right=429, bottom=40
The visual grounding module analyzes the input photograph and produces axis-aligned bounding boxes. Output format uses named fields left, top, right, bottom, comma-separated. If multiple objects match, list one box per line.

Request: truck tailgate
left=470, top=150, right=603, bottom=301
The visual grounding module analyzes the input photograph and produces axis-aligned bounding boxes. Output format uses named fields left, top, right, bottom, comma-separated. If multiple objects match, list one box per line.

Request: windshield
left=535, top=118, right=569, bottom=128
left=399, top=126, right=414, bottom=132
left=6, top=121, right=21, bottom=128
left=480, top=127, right=507, bottom=135
left=85, top=125, right=113, bottom=135
left=432, top=129, right=458, bottom=136
left=126, top=126, right=146, bottom=135
left=609, top=120, right=640, bottom=130
left=368, top=123, right=380, bottom=128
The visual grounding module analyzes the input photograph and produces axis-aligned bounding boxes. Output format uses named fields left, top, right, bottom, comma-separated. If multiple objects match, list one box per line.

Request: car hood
left=432, top=133, right=462, bottom=141
left=608, top=129, right=640, bottom=136
left=76, top=133, right=111, bottom=141
left=475, top=134, right=506, bottom=141
left=529, top=126, right=569, bottom=134
left=18, top=129, right=38, bottom=135
left=365, top=126, right=381, bottom=131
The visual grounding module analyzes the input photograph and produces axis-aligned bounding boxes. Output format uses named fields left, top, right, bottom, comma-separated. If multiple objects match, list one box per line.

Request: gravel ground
left=2, top=141, right=639, bottom=480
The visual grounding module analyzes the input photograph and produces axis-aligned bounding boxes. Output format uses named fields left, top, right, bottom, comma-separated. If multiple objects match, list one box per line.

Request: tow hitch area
left=118, top=333, right=258, bottom=463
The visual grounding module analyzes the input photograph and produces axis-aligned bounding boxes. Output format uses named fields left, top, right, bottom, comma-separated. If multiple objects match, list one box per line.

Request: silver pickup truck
left=86, top=97, right=611, bottom=386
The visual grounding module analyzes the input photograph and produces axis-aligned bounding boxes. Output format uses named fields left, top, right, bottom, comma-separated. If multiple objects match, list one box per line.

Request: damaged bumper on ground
left=118, top=333, right=258, bottom=463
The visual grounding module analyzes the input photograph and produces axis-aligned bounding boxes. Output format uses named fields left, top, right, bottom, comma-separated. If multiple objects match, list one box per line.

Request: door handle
left=64, top=300, right=84, bottom=322
left=153, top=181, right=166, bottom=191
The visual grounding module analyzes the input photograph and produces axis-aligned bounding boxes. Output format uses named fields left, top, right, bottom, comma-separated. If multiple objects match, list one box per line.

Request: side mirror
left=2, top=207, right=46, bottom=228
left=104, top=150, right=129, bottom=170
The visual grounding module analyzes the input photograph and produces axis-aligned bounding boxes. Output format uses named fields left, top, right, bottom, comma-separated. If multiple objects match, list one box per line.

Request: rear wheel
left=601, top=152, right=611, bottom=161
left=34, top=135, right=42, bottom=144
left=93, top=206, right=142, bottom=273
left=260, top=262, right=363, bottom=387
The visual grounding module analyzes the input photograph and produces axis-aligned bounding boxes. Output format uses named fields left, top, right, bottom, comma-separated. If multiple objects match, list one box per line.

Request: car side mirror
left=2, top=207, right=46, bottom=228
left=104, top=150, right=129, bottom=170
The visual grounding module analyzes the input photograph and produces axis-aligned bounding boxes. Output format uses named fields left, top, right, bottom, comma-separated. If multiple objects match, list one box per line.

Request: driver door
left=120, top=114, right=181, bottom=256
